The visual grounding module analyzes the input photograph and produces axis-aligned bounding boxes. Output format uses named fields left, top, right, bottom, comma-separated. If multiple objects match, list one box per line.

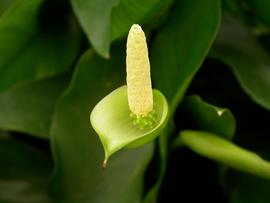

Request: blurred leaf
left=151, top=0, right=221, bottom=113
left=111, top=0, right=170, bottom=40
left=0, top=133, right=52, bottom=203
left=180, top=95, right=236, bottom=140
left=90, top=85, right=169, bottom=163
left=70, top=0, right=168, bottom=57
left=69, top=0, right=119, bottom=58
left=211, top=14, right=270, bottom=111
left=174, top=95, right=236, bottom=200
left=50, top=48, right=154, bottom=203
left=0, top=74, right=69, bottom=139
left=0, top=0, right=14, bottom=15
left=179, top=130, right=270, bottom=180
left=145, top=1, right=221, bottom=201
left=0, top=0, right=81, bottom=91
left=143, top=122, right=174, bottom=203
left=246, top=0, right=270, bottom=25
left=226, top=169, right=270, bottom=203
left=222, top=0, right=241, bottom=14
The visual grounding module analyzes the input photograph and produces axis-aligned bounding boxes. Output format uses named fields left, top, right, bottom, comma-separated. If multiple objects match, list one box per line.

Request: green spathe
left=90, top=85, right=169, bottom=164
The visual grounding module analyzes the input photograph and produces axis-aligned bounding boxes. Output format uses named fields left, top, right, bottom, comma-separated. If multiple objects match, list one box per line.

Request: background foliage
left=1, top=0, right=270, bottom=202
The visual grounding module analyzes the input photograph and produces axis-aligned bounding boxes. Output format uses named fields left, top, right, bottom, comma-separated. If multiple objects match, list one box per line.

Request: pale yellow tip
left=126, top=24, right=153, bottom=117
left=130, top=24, right=143, bottom=33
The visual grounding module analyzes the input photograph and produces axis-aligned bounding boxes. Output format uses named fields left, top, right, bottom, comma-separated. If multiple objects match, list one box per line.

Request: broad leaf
left=111, top=0, right=170, bottom=40
left=180, top=95, right=236, bottom=140
left=246, top=0, right=270, bottom=25
left=50, top=48, right=154, bottom=203
left=0, top=0, right=81, bottom=91
left=226, top=168, right=270, bottom=203
left=222, top=0, right=242, bottom=15
left=70, top=0, right=169, bottom=57
left=0, top=133, right=52, bottom=203
left=151, top=0, right=221, bottom=113
left=0, top=74, right=69, bottom=139
left=69, top=0, right=119, bottom=58
left=179, top=130, right=270, bottom=180
left=211, top=14, right=270, bottom=111
left=173, top=96, right=236, bottom=200
left=0, top=0, right=14, bottom=15
left=143, top=123, right=174, bottom=203
left=145, top=0, right=221, bottom=201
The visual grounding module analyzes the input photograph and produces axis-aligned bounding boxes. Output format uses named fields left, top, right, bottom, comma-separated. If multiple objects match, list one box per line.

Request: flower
left=126, top=24, right=153, bottom=117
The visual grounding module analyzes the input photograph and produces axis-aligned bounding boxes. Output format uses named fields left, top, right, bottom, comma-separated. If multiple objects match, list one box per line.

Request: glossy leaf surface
left=211, top=14, right=270, bottom=111
left=180, top=130, right=270, bottom=180
left=0, top=0, right=14, bottom=15
left=226, top=169, right=270, bottom=203
left=0, top=74, right=69, bottom=139
left=50, top=49, right=154, bottom=203
left=111, top=0, right=166, bottom=40
left=70, top=0, right=167, bottom=57
left=70, top=0, right=119, bottom=58
left=0, top=0, right=80, bottom=91
left=143, top=123, right=173, bottom=203
left=151, top=0, right=221, bottom=113
left=0, top=133, right=52, bottom=203
left=145, top=0, right=221, bottom=201
left=247, top=0, right=270, bottom=24
left=181, top=95, right=236, bottom=140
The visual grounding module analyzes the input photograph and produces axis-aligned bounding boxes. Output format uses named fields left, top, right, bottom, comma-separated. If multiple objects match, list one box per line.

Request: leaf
left=0, top=74, right=69, bottom=139
left=173, top=96, right=236, bottom=200
left=111, top=0, right=169, bottom=40
left=143, top=123, right=174, bottom=203
left=211, top=14, right=270, bottom=111
left=70, top=0, right=168, bottom=57
left=0, top=133, right=52, bottom=203
left=226, top=169, right=270, bottom=203
left=179, top=130, right=270, bottom=180
left=222, top=0, right=242, bottom=15
left=180, top=95, right=236, bottom=140
left=69, top=0, right=119, bottom=58
left=90, top=85, right=169, bottom=163
left=246, top=0, right=270, bottom=25
left=145, top=0, right=221, bottom=201
left=0, top=0, right=81, bottom=91
left=151, top=0, right=221, bottom=114
left=0, top=0, right=14, bottom=15
left=50, top=48, right=154, bottom=203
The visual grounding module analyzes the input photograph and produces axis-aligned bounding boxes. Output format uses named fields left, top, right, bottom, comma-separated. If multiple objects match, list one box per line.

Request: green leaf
left=0, top=0, right=14, bottom=15
left=145, top=1, right=221, bottom=201
left=143, top=122, right=174, bottom=203
left=111, top=0, right=169, bottom=40
left=173, top=96, right=236, bottom=200
left=180, top=95, right=236, bottom=140
left=90, top=85, right=169, bottom=163
left=50, top=48, right=154, bottom=203
left=222, top=0, right=242, bottom=15
left=0, top=133, right=52, bottom=203
left=0, top=74, right=69, bottom=139
left=226, top=169, right=270, bottom=203
left=151, top=0, right=221, bottom=113
left=246, top=0, right=270, bottom=25
left=70, top=0, right=119, bottom=58
left=70, top=0, right=167, bottom=57
left=211, top=14, right=270, bottom=111
left=179, top=130, right=270, bottom=180
left=0, top=0, right=81, bottom=91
